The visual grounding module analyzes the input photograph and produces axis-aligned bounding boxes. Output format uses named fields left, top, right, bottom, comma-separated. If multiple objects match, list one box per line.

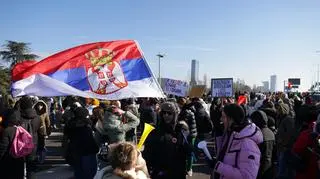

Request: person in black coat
left=19, top=96, right=41, bottom=179
left=143, top=102, right=192, bottom=179
left=0, top=109, right=24, bottom=179
left=64, top=107, right=99, bottom=179
left=251, top=110, right=275, bottom=179
left=178, top=101, right=197, bottom=176
left=192, top=101, right=212, bottom=140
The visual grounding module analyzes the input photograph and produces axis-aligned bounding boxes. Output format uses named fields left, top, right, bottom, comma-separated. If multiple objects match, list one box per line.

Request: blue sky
left=1, top=0, right=320, bottom=91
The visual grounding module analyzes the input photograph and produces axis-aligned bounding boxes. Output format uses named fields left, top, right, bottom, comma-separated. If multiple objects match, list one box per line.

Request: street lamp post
left=156, top=53, right=165, bottom=87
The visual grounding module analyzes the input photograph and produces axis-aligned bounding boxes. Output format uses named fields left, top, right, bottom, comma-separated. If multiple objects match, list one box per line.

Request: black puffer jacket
left=193, top=101, right=212, bottom=134
left=178, top=104, right=197, bottom=138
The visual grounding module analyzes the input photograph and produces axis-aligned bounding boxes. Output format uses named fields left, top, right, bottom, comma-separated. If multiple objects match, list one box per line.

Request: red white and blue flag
left=11, top=40, right=165, bottom=99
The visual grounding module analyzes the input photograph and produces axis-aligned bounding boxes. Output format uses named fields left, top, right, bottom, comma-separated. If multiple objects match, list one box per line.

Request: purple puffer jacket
left=212, top=123, right=263, bottom=179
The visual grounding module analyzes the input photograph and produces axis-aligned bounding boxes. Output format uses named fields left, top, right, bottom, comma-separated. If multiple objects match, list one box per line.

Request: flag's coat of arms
left=11, top=40, right=164, bottom=99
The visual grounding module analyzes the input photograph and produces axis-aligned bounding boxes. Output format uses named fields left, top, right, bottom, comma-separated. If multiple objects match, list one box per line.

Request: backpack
left=10, top=125, right=34, bottom=158
left=195, top=109, right=213, bottom=134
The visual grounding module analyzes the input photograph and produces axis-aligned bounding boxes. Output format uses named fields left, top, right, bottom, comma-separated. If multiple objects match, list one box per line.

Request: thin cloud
left=165, top=45, right=216, bottom=52
left=143, top=36, right=172, bottom=42
left=75, top=35, right=89, bottom=40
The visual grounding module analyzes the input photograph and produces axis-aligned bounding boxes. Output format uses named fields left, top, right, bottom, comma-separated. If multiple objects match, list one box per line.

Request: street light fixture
left=156, top=53, right=165, bottom=86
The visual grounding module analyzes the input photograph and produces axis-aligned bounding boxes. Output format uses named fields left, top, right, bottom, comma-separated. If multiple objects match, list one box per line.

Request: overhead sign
left=163, top=78, right=189, bottom=97
left=288, top=78, right=301, bottom=85
left=188, top=85, right=206, bottom=98
left=211, top=78, right=233, bottom=97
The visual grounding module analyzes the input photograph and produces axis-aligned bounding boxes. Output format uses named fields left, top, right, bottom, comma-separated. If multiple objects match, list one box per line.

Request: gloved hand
left=206, top=157, right=218, bottom=169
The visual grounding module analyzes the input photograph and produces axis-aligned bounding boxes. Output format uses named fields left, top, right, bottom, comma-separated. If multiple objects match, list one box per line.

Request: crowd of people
left=1, top=92, right=320, bottom=179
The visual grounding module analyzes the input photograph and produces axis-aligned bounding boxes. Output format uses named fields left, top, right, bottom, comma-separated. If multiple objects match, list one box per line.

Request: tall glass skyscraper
left=270, top=75, right=277, bottom=92
left=190, top=59, right=199, bottom=86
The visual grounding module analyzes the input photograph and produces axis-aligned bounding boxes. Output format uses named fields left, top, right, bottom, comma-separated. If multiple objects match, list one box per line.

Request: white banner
left=163, top=78, right=189, bottom=97
left=211, top=78, right=233, bottom=97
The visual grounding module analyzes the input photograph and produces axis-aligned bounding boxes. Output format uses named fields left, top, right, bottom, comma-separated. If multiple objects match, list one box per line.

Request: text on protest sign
left=211, top=78, right=233, bottom=97
left=163, top=78, right=189, bottom=97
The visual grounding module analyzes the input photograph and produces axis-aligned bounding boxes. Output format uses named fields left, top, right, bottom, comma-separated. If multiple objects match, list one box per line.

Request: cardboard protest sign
left=211, top=78, right=233, bottom=97
left=188, top=85, right=206, bottom=98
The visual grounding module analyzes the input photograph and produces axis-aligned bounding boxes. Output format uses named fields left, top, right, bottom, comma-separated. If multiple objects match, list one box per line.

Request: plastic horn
left=197, top=141, right=212, bottom=160
left=137, top=123, right=155, bottom=151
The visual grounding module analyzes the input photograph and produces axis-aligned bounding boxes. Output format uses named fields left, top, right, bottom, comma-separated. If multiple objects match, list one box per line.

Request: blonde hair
left=109, top=142, right=137, bottom=171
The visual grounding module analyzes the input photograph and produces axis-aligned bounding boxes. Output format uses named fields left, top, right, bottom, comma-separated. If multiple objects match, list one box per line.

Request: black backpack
left=195, top=108, right=213, bottom=134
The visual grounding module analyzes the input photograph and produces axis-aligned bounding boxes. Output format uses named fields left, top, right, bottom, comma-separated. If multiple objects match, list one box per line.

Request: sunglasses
left=161, top=111, right=173, bottom=116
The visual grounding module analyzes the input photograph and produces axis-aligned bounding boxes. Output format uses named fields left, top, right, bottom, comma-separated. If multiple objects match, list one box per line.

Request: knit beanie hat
left=223, top=104, right=245, bottom=125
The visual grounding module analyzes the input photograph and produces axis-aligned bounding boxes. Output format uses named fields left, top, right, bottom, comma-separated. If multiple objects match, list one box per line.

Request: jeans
left=74, top=154, right=97, bottom=179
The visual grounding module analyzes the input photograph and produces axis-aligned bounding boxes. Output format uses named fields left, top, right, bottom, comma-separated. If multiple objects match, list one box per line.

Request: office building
left=262, top=81, right=269, bottom=92
left=270, top=75, right=277, bottom=92
left=190, top=59, right=199, bottom=86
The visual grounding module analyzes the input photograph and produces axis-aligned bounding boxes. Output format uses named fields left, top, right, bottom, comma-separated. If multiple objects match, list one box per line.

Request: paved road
left=34, top=130, right=213, bottom=179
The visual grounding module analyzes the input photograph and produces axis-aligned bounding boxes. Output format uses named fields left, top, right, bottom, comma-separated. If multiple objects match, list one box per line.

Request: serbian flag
left=11, top=40, right=165, bottom=99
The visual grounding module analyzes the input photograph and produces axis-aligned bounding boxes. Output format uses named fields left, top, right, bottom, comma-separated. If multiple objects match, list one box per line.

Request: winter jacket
left=210, top=103, right=223, bottom=136
left=64, top=117, right=99, bottom=158
left=258, top=127, right=275, bottom=179
left=0, top=126, right=24, bottom=179
left=125, top=104, right=140, bottom=143
left=193, top=101, right=212, bottom=134
left=212, top=123, right=263, bottom=179
left=127, top=104, right=140, bottom=118
left=0, top=109, right=24, bottom=179
left=292, top=122, right=318, bottom=179
left=251, top=110, right=275, bottom=179
left=276, top=115, right=296, bottom=152
left=20, top=108, right=41, bottom=156
left=178, top=104, right=197, bottom=138
left=143, top=121, right=190, bottom=179
left=103, top=169, right=148, bottom=179
left=34, top=100, right=51, bottom=136
left=103, top=109, right=139, bottom=144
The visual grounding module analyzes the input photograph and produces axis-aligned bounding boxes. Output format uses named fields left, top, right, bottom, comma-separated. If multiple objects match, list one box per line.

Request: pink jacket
left=212, top=123, right=263, bottom=179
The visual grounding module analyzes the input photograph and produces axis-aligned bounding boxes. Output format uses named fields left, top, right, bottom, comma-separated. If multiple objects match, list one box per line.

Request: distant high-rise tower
left=203, top=73, right=208, bottom=87
left=190, top=59, right=199, bottom=86
left=262, top=81, right=269, bottom=92
left=270, top=75, right=277, bottom=92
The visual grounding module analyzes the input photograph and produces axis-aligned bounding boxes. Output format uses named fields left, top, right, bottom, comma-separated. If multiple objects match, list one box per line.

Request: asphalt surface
left=34, top=129, right=213, bottom=179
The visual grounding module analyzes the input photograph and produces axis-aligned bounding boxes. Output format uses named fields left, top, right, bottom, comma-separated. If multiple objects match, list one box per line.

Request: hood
left=260, top=107, right=277, bottom=119
left=234, top=123, right=263, bottom=145
left=20, top=108, right=38, bottom=120
left=277, top=102, right=290, bottom=117
left=250, top=110, right=268, bottom=129
left=33, top=100, right=48, bottom=115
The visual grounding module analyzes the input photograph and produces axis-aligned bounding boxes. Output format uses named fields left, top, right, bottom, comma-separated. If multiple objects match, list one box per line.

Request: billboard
left=211, top=78, right=233, bottom=97
left=288, top=78, right=301, bottom=85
